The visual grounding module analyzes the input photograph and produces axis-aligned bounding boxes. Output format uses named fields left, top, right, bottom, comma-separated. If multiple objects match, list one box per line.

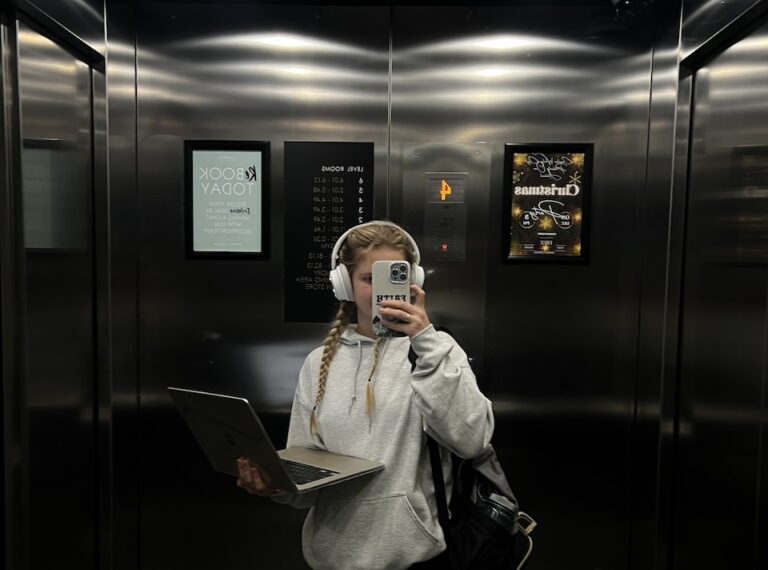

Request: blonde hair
left=309, top=222, right=417, bottom=434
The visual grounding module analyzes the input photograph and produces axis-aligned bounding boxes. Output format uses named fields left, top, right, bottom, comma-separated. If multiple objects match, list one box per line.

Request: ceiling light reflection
left=396, top=63, right=587, bottom=84
left=472, top=36, right=533, bottom=50
left=135, top=86, right=210, bottom=105
left=209, top=62, right=384, bottom=83
left=709, top=64, right=768, bottom=79
left=736, top=36, right=768, bottom=51
left=476, top=67, right=508, bottom=78
left=273, top=118, right=385, bottom=135
left=18, top=29, right=55, bottom=48
left=177, top=32, right=383, bottom=59
left=396, top=88, right=561, bottom=106
left=285, top=65, right=309, bottom=76
left=400, top=34, right=612, bottom=57
left=17, top=78, right=77, bottom=94
left=239, top=85, right=382, bottom=105
left=710, top=85, right=768, bottom=98
left=19, top=59, right=75, bottom=75
left=107, top=42, right=138, bottom=57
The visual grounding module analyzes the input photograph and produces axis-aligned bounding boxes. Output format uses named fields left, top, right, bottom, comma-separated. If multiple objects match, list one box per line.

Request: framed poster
left=502, top=143, right=592, bottom=262
left=185, top=140, right=270, bottom=258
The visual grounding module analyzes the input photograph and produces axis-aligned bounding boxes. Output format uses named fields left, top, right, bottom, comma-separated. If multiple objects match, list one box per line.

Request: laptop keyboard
left=282, top=459, right=339, bottom=485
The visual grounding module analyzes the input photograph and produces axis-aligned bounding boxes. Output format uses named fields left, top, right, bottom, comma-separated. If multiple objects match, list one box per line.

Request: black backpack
left=409, top=339, right=536, bottom=570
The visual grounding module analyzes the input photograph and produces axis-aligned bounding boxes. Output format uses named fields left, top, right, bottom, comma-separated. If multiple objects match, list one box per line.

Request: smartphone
left=371, top=260, right=411, bottom=338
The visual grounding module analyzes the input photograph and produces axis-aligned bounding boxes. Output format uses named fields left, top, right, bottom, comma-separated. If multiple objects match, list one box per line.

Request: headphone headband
left=329, top=220, right=421, bottom=271
left=328, top=220, right=424, bottom=301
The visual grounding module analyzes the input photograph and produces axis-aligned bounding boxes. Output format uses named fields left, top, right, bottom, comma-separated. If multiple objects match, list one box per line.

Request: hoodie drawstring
left=365, top=339, right=390, bottom=429
left=348, top=339, right=363, bottom=414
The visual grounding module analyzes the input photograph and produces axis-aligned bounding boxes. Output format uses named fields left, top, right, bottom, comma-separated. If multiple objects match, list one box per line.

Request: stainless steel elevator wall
left=22, top=0, right=105, bottom=56
left=682, top=0, right=762, bottom=57
left=674, top=17, right=768, bottom=569
left=392, top=8, right=653, bottom=567
left=135, top=5, right=390, bottom=570
left=105, top=2, right=141, bottom=568
left=16, top=20, right=96, bottom=570
left=125, top=3, right=657, bottom=570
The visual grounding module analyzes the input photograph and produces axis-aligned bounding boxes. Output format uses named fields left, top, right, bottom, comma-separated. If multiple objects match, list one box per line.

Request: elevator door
left=673, top=17, right=768, bottom=570
left=16, top=21, right=96, bottom=570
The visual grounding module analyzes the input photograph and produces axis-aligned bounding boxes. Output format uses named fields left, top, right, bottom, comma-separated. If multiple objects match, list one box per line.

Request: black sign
left=502, top=143, right=592, bottom=262
left=284, top=142, right=374, bottom=322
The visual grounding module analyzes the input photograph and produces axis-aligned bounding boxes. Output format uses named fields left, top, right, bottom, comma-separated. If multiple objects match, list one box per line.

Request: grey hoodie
left=274, top=324, right=494, bottom=570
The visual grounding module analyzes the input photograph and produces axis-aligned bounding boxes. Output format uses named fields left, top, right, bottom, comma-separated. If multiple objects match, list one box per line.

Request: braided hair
left=309, top=301, right=351, bottom=434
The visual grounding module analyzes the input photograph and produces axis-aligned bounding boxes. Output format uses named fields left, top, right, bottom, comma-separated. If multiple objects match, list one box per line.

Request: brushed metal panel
left=92, top=64, right=111, bottom=570
left=682, top=0, right=761, bottom=58
left=135, top=5, right=390, bottom=570
left=673, top=17, right=768, bottom=569
left=630, top=3, right=685, bottom=569
left=400, top=141, right=490, bottom=371
left=118, top=4, right=703, bottom=570
left=390, top=5, right=655, bottom=569
left=1, top=15, right=28, bottom=570
left=760, top=380, right=768, bottom=570
left=17, top=20, right=96, bottom=570
left=23, top=0, right=105, bottom=56
left=655, top=72, right=694, bottom=570
left=105, top=2, right=140, bottom=569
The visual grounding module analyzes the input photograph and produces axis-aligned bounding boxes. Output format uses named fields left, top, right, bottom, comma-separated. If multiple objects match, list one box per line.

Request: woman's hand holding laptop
left=236, top=457, right=280, bottom=496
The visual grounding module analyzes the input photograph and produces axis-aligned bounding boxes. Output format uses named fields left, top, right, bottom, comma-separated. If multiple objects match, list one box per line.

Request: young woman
left=237, top=220, right=494, bottom=570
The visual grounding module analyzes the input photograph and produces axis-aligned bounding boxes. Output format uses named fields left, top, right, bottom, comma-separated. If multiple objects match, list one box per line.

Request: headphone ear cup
left=329, top=264, right=354, bottom=301
left=411, top=265, right=425, bottom=288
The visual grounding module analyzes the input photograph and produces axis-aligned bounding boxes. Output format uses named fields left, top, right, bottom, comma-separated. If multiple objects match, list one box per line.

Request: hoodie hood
left=339, top=324, right=379, bottom=346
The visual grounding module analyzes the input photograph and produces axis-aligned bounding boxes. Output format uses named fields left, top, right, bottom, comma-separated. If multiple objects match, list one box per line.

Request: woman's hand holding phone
left=379, top=284, right=431, bottom=337
left=236, top=457, right=280, bottom=496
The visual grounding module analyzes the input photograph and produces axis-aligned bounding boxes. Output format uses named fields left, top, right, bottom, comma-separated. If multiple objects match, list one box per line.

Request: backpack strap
left=409, top=345, right=452, bottom=542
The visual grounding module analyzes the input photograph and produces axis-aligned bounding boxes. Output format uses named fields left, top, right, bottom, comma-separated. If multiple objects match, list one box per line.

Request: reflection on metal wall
left=682, top=0, right=761, bottom=57
left=105, top=1, right=141, bottom=568
left=643, top=13, right=694, bottom=567
left=121, top=3, right=662, bottom=570
left=391, top=5, right=654, bottom=569
left=17, top=21, right=95, bottom=570
left=23, top=0, right=105, bottom=56
left=399, top=140, right=490, bottom=367
left=134, top=5, right=389, bottom=570
left=674, top=17, right=768, bottom=569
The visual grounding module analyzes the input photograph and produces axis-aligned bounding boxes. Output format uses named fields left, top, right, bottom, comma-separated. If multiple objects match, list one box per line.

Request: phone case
left=371, top=260, right=411, bottom=338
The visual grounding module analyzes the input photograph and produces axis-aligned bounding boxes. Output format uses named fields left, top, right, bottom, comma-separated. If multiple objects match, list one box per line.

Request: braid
left=310, top=302, right=351, bottom=435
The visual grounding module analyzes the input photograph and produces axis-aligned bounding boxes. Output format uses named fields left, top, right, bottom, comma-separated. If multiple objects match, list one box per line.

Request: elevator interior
left=1, top=1, right=767, bottom=570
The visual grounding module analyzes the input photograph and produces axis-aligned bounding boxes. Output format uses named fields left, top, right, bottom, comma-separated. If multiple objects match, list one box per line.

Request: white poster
left=186, top=142, right=269, bottom=256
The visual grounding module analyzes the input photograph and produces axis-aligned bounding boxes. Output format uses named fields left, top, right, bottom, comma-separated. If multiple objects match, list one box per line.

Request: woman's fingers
left=410, top=285, right=427, bottom=308
left=379, top=285, right=431, bottom=337
left=237, top=457, right=252, bottom=484
left=236, top=457, right=278, bottom=495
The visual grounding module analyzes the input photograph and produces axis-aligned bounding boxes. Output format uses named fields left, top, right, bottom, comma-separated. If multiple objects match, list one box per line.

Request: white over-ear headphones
left=329, top=220, right=425, bottom=302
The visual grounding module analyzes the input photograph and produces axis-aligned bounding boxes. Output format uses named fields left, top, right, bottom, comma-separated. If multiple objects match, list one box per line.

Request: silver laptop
left=168, top=387, right=384, bottom=494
